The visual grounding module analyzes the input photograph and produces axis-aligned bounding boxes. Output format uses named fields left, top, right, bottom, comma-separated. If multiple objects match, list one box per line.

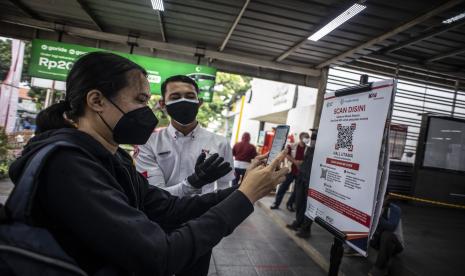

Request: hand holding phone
left=266, top=125, right=290, bottom=165
left=239, top=150, right=289, bottom=203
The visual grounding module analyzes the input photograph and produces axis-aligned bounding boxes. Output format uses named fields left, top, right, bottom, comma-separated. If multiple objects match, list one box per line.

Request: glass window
left=423, top=117, right=465, bottom=172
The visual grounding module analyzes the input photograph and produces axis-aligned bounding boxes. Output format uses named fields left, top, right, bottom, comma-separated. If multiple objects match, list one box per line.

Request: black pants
left=371, top=231, right=403, bottom=269
left=294, top=178, right=308, bottom=227
left=233, top=168, right=247, bottom=186
left=273, top=173, right=296, bottom=207
left=176, top=250, right=212, bottom=276
left=288, top=188, right=296, bottom=207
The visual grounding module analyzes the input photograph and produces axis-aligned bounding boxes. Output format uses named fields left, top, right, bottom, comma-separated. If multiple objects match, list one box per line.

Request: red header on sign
left=308, top=189, right=371, bottom=227
left=326, top=158, right=360, bottom=171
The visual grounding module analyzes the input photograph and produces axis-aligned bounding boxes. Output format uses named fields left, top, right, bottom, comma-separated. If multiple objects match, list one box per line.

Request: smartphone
left=266, top=125, right=290, bottom=165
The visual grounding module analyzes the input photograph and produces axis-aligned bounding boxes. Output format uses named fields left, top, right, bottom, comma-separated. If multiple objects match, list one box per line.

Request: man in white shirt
left=135, top=75, right=235, bottom=197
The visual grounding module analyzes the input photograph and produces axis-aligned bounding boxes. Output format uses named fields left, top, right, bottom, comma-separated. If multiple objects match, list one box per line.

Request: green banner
left=28, top=39, right=217, bottom=102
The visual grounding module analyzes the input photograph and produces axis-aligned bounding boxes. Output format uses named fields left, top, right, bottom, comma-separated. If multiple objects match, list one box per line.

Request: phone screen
left=266, top=125, right=290, bottom=165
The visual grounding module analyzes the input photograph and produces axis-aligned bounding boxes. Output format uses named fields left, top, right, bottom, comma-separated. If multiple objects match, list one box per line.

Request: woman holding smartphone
left=5, top=52, right=288, bottom=276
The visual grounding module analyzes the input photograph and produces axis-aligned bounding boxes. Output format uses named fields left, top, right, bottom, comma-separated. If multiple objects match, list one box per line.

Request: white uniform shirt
left=135, top=123, right=235, bottom=196
left=233, top=160, right=251, bottom=170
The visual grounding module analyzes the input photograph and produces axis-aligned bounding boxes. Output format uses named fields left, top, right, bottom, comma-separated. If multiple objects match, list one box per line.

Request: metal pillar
left=312, top=67, right=329, bottom=129
left=452, top=80, right=459, bottom=116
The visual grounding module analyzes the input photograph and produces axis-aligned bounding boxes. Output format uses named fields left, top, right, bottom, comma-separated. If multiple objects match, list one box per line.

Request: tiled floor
left=7, top=177, right=463, bottom=276
left=259, top=194, right=465, bottom=276
left=0, top=178, right=326, bottom=275
left=209, top=206, right=326, bottom=276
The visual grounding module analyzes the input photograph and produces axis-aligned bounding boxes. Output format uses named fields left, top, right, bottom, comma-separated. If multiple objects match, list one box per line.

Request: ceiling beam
left=315, top=0, right=464, bottom=69
left=157, top=11, right=167, bottom=42
left=352, top=59, right=458, bottom=83
left=75, top=0, right=103, bottom=31
left=76, top=0, right=104, bottom=31
left=275, top=38, right=308, bottom=62
left=219, top=0, right=250, bottom=51
left=383, top=18, right=465, bottom=53
left=274, top=0, right=360, bottom=62
left=346, top=62, right=465, bottom=90
left=363, top=54, right=465, bottom=79
left=7, top=0, right=43, bottom=20
left=0, top=15, right=321, bottom=77
left=273, top=1, right=349, bottom=62
left=426, top=47, right=465, bottom=63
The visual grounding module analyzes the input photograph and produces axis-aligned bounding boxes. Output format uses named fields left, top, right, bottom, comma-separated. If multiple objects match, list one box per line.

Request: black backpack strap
left=0, top=203, right=7, bottom=223
left=5, top=141, right=84, bottom=223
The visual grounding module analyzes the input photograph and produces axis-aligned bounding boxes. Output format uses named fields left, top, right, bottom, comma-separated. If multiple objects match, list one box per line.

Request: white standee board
left=305, top=79, right=396, bottom=256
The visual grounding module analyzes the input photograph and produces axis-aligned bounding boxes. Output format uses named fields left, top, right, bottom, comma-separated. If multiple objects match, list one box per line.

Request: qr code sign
left=335, top=123, right=356, bottom=151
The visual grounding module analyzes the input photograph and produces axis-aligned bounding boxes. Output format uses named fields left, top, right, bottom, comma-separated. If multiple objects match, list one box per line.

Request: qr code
left=335, top=123, right=356, bottom=151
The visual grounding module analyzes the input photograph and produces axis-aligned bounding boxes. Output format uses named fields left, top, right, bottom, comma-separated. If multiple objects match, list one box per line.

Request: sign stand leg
left=328, top=237, right=344, bottom=276
left=315, top=217, right=347, bottom=276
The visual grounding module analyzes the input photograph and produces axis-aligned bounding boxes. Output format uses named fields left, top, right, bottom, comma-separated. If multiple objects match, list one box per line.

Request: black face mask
left=165, top=98, right=200, bottom=125
left=99, top=99, right=158, bottom=145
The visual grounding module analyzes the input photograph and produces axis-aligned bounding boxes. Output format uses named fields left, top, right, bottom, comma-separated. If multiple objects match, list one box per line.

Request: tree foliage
left=0, top=39, right=12, bottom=81
left=197, top=72, right=251, bottom=130
left=0, top=38, right=33, bottom=83
left=0, top=127, right=10, bottom=178
left=148, top=96, right=170, bottom=128
left=0, top=38, right=51, bottom=109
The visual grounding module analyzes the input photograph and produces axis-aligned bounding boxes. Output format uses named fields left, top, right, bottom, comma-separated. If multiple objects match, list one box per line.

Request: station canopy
left=1, top=0, right=465, bottom=88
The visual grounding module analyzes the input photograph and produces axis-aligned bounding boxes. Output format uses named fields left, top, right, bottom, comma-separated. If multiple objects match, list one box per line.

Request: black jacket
left=8, top=128, right=253, bottom=275
left=297, top=146, right=315, bottom=183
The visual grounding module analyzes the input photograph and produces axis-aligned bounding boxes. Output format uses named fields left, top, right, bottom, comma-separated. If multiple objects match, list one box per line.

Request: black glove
left=187, top=153, right=232, bottom=189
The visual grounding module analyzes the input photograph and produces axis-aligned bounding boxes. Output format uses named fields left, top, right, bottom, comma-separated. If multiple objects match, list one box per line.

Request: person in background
left=135, top=75, right=235, bottom=196
left=286, top=130, right=317, bottom=238
left=18, top=117, right=35, bottom=132
left=23, top=118, right=32, bottom=130
left=232, top=132, right=257, bottom=186
left=368, top=193, right=405, bottom=276
left=270, top=132, right=309, bottom=211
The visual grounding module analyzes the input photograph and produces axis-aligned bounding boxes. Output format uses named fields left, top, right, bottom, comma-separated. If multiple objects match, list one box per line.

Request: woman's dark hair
left=35, top=52, right=147, bottom=134
left=160, top=75, right=199, bottom=100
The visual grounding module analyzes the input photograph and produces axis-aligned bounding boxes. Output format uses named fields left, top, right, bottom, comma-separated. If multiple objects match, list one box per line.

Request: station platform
left=210, top=204, right=326, bottom=276
left=257, top=194, right=465, bottom=276
left=0, top=179, right=325, bottom=275
left=2, top=179, right=464, bottom=276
